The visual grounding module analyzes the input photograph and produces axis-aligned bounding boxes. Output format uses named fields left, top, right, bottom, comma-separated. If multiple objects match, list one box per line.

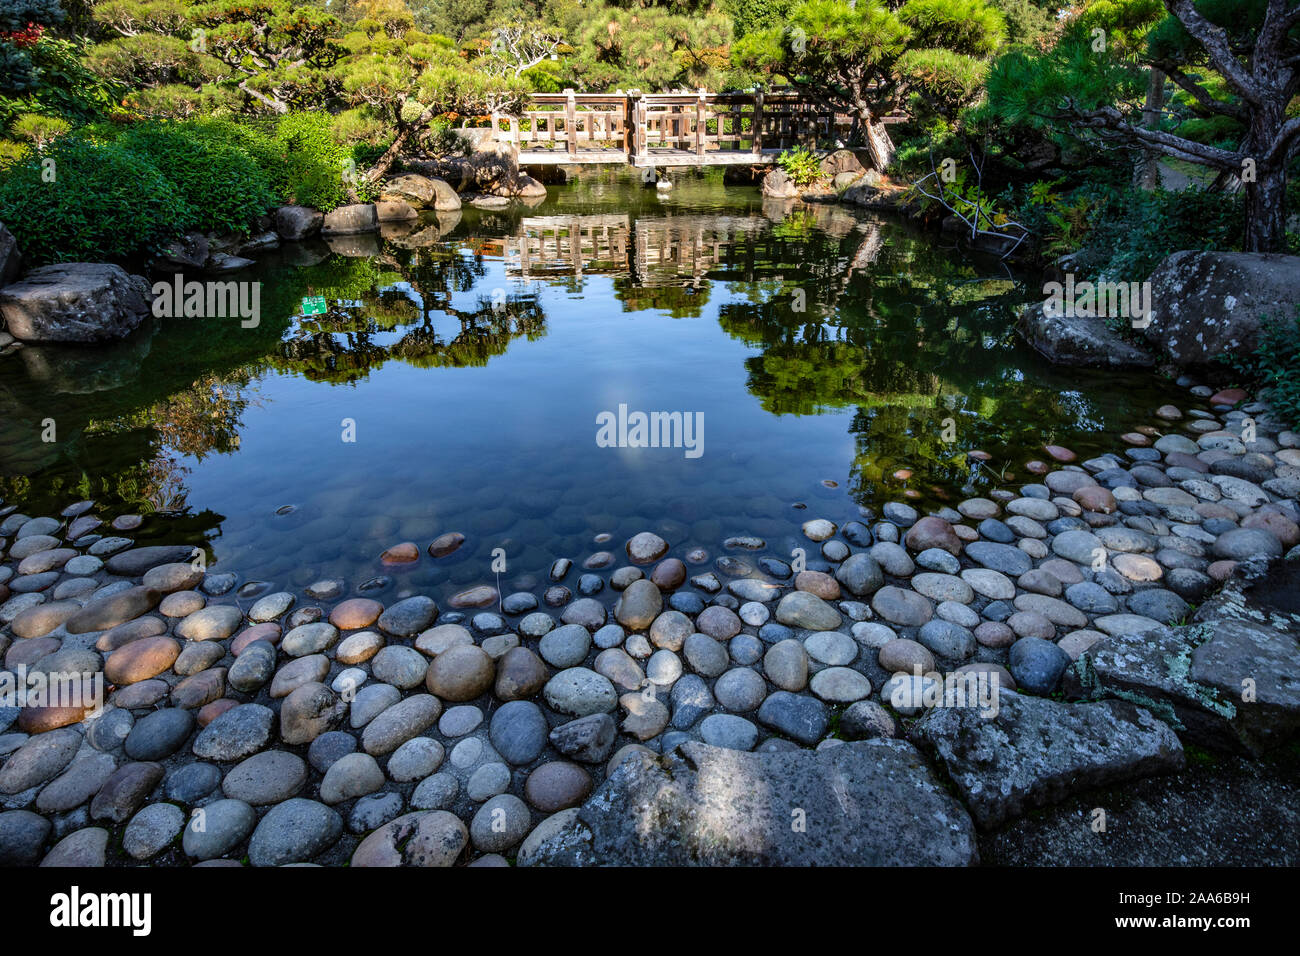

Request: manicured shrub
left=274, top=112, right=350, bottom=211
left=115, top=121, right=278, bottom=234
left=0, top=134, right=191, bottom=263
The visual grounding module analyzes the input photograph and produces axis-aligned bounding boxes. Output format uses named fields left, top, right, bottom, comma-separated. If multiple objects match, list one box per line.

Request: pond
left=0, top=168, right=1188, bottom=597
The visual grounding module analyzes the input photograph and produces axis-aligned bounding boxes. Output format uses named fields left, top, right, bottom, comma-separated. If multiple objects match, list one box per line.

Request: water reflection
left=0, top=173, right=1185, bottom=584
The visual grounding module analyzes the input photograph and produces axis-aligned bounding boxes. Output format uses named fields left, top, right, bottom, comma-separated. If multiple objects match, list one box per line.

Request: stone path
left=0, top=378, right=1297, bottom=866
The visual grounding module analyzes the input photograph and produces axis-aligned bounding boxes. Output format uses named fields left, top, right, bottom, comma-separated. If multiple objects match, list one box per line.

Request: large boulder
left=321, top=203, right=379, bottom=237
left=760, top=167, right=799, bottom=199
left=820, top=148, right=872, bottom=179
left=381, top=174, right=461, bottom=211
left=437, top=139, right=521, bottom=194
left=839, top=170, right=896, bottom=209
left=917, top=690, right=1184, bottom=829
left=1, top=222, right=23, bottom=285
left=1143, top=251, right=1300, bottom=366
left=0, top=263, right=151, bottom=343
left=155, top=231, right=209, bottom=270
left=521, top=739, right=978, bottom=866
left=1017, top=301, right=1155, bottom=368
left=275, top=205, right=324, bottom=241
left=487, top=173, right=547, bottom=200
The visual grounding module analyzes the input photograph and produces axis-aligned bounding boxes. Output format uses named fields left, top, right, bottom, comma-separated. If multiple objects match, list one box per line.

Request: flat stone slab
left=917, top=690, right=1184, bottom=829
left=1065, top=568, right=1300, bottom=754
left=521, top=740, right=977, bottom=866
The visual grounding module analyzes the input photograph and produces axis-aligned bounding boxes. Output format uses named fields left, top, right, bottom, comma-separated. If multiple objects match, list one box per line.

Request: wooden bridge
left=490, top=90, right=903, bottom=168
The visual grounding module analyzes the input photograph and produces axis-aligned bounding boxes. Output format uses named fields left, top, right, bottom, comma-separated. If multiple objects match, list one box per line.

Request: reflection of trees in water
left=712, top=214, right=1113, bottom=505
left=81, top=370, right=261, bottom=512
left=269, top=245, right=548, bottom=383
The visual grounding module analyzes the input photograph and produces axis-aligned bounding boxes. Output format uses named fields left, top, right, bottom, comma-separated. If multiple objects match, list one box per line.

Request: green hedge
left=115, top=122, right=278, bottom=234
left=0, top=112, right=372, bottom=265
left=0, top=135, right=193, bottom=264
left=274, top=112, right=351, bottom=210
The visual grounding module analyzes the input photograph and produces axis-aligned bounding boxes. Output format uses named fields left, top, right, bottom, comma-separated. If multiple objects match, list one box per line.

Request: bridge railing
left=491, top=89, right=864, bottom=163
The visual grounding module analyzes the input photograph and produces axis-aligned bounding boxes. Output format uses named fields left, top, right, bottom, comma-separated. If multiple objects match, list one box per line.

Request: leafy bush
left=1229, top=308, right=1300, bottom=429
left=0, top=135, right=191, bottom=263
left=10, top=112, right=70, bottom=148
left=778, top=145, right=823, bottom=187
left=115, top=121, right=277, bottom=234
left=1088, top=186, right=1243, bottom=282
left=274, top=112, right=350, bottom=211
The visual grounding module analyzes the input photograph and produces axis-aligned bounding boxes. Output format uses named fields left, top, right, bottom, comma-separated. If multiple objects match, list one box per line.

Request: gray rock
left=469, top=793, right=531, bottom=852
left=0, top=809, right=51, bottom=864
left=1008, top=637, right=1072, bottom=695
left=192, top=704, right=272, bottom=761
left=362, top=695, right=441, bottom=755
left=1, top=263, right=151, bottom=342
left=40, top=827, right=109, bottom=867
left=378, top=596, right=439, bottom=637
left=918, top=619, right=975, bottom=660
left=349, top=792, right=404, bottom=834
left=489, top=700, right=549, bottom=765
left=699, top=714, right=758, bottom=751
left=1142, top=251, right=1300, bottom=367
left=713, top=668, right=767, bottom=712
left=1017, top=301, right=1154, bottom=368
left=543, top=668, right=618, bottom=717
left=165, top=762, right=221, bottom=803
left=549, top=714, right=617, bottom=763
left=411, top=772, right=459, bottom=810
left=0, top=727, right=81, bottom=794
left=247, top=798, right=342, bottom=866
left=965, top=542, right=1033, bottom=576
left=834, top=553, right=884, bottom=597
left=124, top=802, right=186, bottom=859
left=917, top=690, right=1183, bottom=828
left=125, top=708, right=194, bottom=761
left=320, top=752, right=384, bottom=804
left=522, top=740, right=977, bottom=865
left=840, top=701, right=896, bottom=740
left=386, top=737, right=444, bottom=781
left=539, top=624, right=592, bottom=668
left=1066, top=575, right=1300, bottom=754
left=222, top=751, right=307, bottom=805
left=183, top=798, right=256, bottom=860
left=756, top=691, right=828, bottom=745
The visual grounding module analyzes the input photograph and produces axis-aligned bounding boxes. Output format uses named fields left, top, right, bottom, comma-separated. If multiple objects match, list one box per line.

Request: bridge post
left=632, top=93, right=647, bottom=165
left=696, top=88, right=707, bottom=158
left=564, top=89, right=578, bottom=158
left=752, top=87, right=764, bottom=156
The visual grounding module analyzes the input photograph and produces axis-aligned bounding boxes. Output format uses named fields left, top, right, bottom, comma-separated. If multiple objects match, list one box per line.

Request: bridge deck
left=518, top=147, right=784, bottom=167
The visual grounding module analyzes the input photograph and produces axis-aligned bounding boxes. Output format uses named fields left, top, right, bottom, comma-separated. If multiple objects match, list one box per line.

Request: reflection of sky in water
left=0, top=171, right=1194, bottom=596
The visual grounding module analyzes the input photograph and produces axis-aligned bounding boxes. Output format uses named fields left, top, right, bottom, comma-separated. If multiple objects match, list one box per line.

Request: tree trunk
left=1134, top=68, right=1165, bottom=190
left=861, top=112, right=895, bottom=171
left=364, top=124, right=415, bottom=186
left=1242, top=160, right=1288, bottom=253
left=1242, top=99, right=1290, bottom=253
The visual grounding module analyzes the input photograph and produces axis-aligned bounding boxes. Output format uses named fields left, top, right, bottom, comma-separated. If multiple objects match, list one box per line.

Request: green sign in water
left=301, top=295, right=328, bottom=315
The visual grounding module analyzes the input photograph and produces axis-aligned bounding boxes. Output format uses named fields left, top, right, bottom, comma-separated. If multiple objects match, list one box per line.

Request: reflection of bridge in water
left=485, top=213, right=870, bottom=286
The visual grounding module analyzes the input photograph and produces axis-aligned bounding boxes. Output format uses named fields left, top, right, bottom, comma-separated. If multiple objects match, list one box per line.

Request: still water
left=0, top=169, right=1188, bottom=596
